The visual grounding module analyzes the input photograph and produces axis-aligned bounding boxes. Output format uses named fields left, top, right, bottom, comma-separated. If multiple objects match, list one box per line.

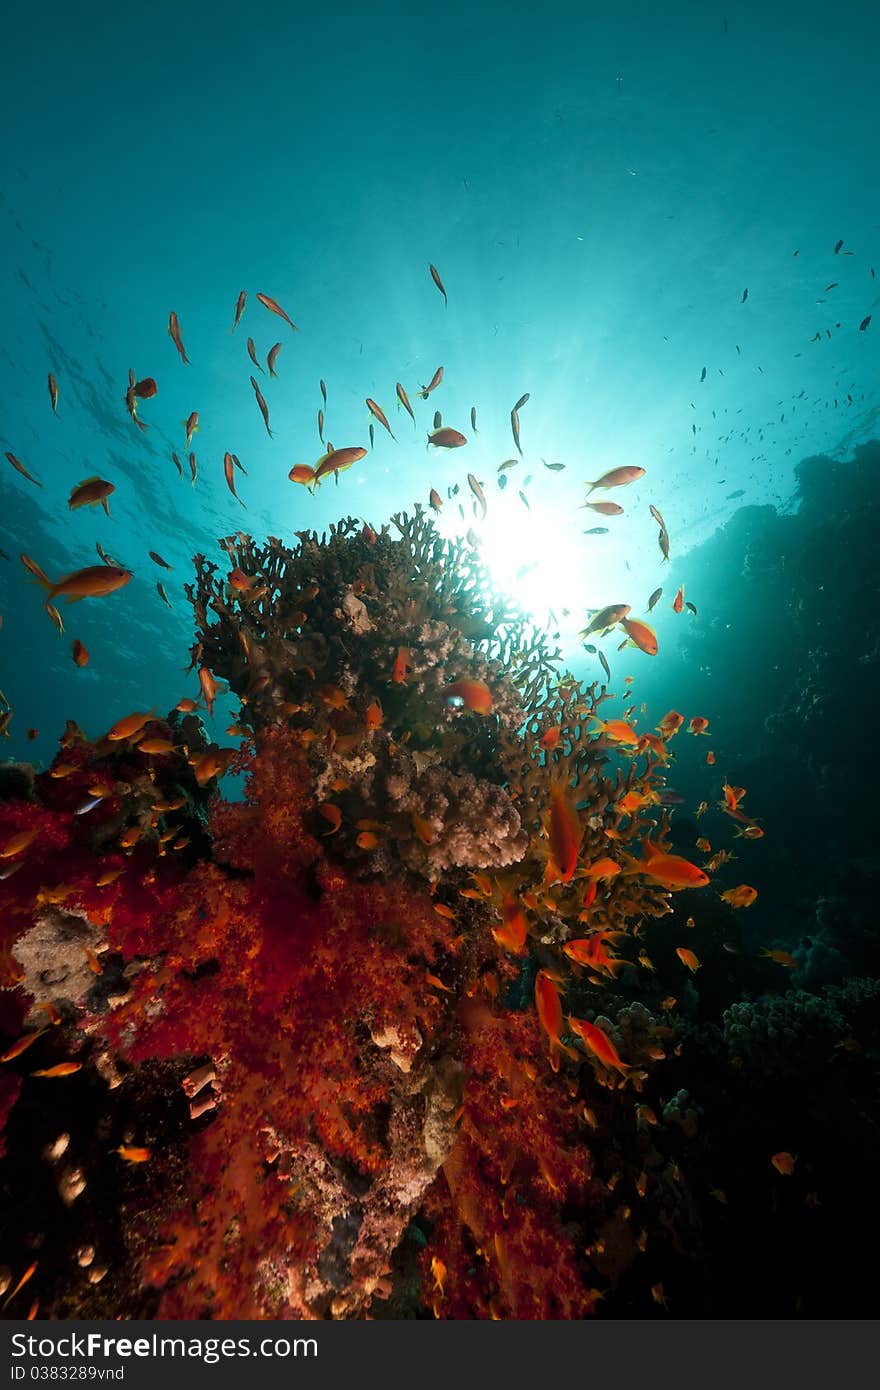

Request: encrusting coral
left=0, top=510, right=727, bottom=1319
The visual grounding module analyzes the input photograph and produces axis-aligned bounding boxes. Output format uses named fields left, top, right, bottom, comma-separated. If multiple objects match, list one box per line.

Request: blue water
left=1, top=0, right=878, bottom=765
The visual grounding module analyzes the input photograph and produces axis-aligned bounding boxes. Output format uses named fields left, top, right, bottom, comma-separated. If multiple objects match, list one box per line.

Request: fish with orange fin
left=428, top=426, right=466, bottom=449
left=591, top=715, right=641, bottom=747
left=198, top=667, right=219, bottom=718
left=563, top=935, right=624, bottom=978
left=720, top=884, right=758, bottom=909
left=231, top=290, right=246, bottom=332
left=168, top=311, right=189, bottom=364
left=24, top=557, right=131, bottom=606
left=568, top=1016, right=630, bottom=1077
left=545, top=781, right=582, bottom=883
left=250, top=376, right=273, bottom=437
left=584, top=466, right=645, bottom=494
left=5, top=452, right=42, bottom=487
left=366, top=398, right=396, bottom=440
left=676, top=946, right=701, bottom=972
left=418, top=366, right=444, bottom=400
left=183, top=411, right=199, bottom=449
left=48, top=372, right=59, bottom=413
left=223, top=452, right=246, bottom=508
left=633, top=838, right=710, bottom=890
left=313, top=446, right=366, bottom=484
left=619, top=616, right=658, bottom=656
left=256, top=292, right=298, bottom=331
left=442, top=678, right=493, bottom=714
left=535, top=971, right=577, bottom=1071
left=493, top=890, right=528, bottom=954
left=391, top=646, right=411, bottom=684
left=267, top=342, right=282, bottom=377
left=289, top=464, right=316, bottom=486
left=396, top=381, right=416, bottom=425
left=771, top=1151, right=796, bottom=1175
left=673, top=585, right=685, bottom=614
left=429, top=263, right=447, bottom=305
left=656, top=710, right=685, bottom=740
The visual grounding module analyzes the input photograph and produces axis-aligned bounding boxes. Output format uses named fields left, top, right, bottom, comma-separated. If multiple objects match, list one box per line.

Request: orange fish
left=429, top=263, right=447, bottom=305
left=117, top=1145, right=151, bottom=1163
left=688, top=716, right=710, bottom=735
left=706, top=750, right=716, bottom=766
left=563, top=936, right=622, bottom=978
left=568, top=1016, right=629, bottom=1076
left=231, top=290, right=246, bottom=332
left=584, top=466, right=645, bottom=493
left=182, top=412, right=199, bottom=449
left=443, top=678, right=493, bottom=714
left=250, top=376, right=273, bottom=437
left=289, top=464, right=316, bottom=485
left=71, top=639, right=89, bottom=667
left=720, top=884, right=758, bottom=909
left=493, top=890, right=528, bottom=954
left=267, top=342, right=282, bottom=377
left=761, top=948, right=795, bottom=967
left=224, top=452, right=246, bottom=508
left=198, top=667, right=219, bottom=718
left=5, top=452, right=42, bottom=487
left=256, top=292, right=298, bottom=331
left=583, top=500, right=624, bottom=516
left=411, top=810, right=434, bottom=844
left=640, top=842, right=710, bottom=890
left=771, top=1151, right=796, bottom=1175
left=392, top=646, right=411, bottom=684
left=620, top=616, right=658, bottom=656
left=428, top=427, right=466, bottom=449
left=364, top=698, right=383, bottom=730
left=396, top=381, right=416, bottom=424
left=48, top=372, right=59, bottom=413
left=656, top=710, right=685, bottom=740
left=581, top=603, right=631, bottom=638
left=314, top=446, right=367, bottom=483
left=25, top=560, right=131, bottom=605
left=366, top=397, right=396, bottom=440
left=0, top=1029, right=47, bottom=1062
left=673, top=585, right=684, bottom=613
left=68, top=476, right=114, bottom=514
left=535, top=971, right=577, bottom=1071
left=32, top=1062, right=82, bottom=1077
left=592, top=716, right=641, bottom=747
left=546, top=782, right=582, bottom=883
left=318, top=803, right=342, bottom=835
left=168, top=310, right=189, bottom=364
left=539, top=724, right=562, bottom=751
left=418, top=366, right=444, bottom=400
left=676, top=946, right=701, bottom=972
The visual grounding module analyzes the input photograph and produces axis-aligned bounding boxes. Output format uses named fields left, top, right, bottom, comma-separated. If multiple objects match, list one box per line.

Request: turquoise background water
left=1, top=0, right=877, bottom=765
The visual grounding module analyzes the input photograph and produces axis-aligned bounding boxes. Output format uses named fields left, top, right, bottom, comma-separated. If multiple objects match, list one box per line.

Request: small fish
left=859, top=315, right=872, bottom=332
left=771, top=1151, right=796, bottom=1175
left=5, top=452, right=42, bottom=487
left=317, top=408, right=324, bottom=442
left=726, top=489, right=745, bottom=499
left=720, top=884, right=758, bottom=909
left=182, top=411, right=199, bottom=449
left=584, top=466, right=645, bottom=493
left=267, top=342, right=282, bottom=377
left=366, top=397, right=396, bottom=440
left=518, top=490, right=530, bottom=509
left=189, top=452, right=197, bottom=486
left=24, top=559, right=131, bottom=605
left=467, top=473, right=487, bottom=520
left=171, top=452, right=183, bottom=477
left=255, top=292, right=298, bottom=331
left=834, top=239, right=843, bottom=254
left=427, top=427, right=467, bottom=449
left=536, top=971, right=578, bottom=1071
left=396, top=382, right=415, bottom=425
left=676, top=946, right=700, bottom=973
left=741, top=288, right=748, bottom=303
left=583, top=527, right=609, bottom=535
left=700, top=367, right=707, bottom=382
left=513, top=392, right=530, bottom=412
left=71, top=639, right=89, bottom=667
left=117, top=1145, right=151, bottom=1163
left=313, top=446, right=366, bottom=484
left=0, top=1030, right=47, bottom=1062
left=149, top=550, right=173, bottom=570
left=429, top=263, right=447, bottom=305
left=250, top=375, right=273, bottom=437
left=429, top=488, right=443, bottom=512
left=246, top=337, right=263, bottom=372
left=761, top=948, right=796, bottom=968
left=198, top=667, right=219, bottom=718
left=598, top=650, right=611, bottom=683
left=470, top=406, right=478, bottom=432
left=647, top=587, right=662, bottom=611
left=687, top=715, right=709, bottom=734
left=443, top=678, right=493, bottom=714
left=223, top=452, right=246, bottom=508
left=68, top=476, right=114, bottom=514
left=289, top=464, right=316, bottom=485
left=168, top=311, right=189, bottom=364
left=418, top=366, right=444, bottom=400
left=48, top=372, right=59, bottom=413
left=231, top=290, right=246, bottom=333
left=583, top=500, right=623, bottom=515
left=75, top=796, right=103, bottom=816
left=620, top=617, right=658, bottom=656
left=510, top=406, right=522, bottom=455
left=543, top=460, right=566, bottom=471
left=320, top=379, right=327, bottom=406
left=673, top=585, right=684, bottom=614
left=569, top=1016, right=628, bottom=1076
left=32, top=1062, right=82, bottom=1078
